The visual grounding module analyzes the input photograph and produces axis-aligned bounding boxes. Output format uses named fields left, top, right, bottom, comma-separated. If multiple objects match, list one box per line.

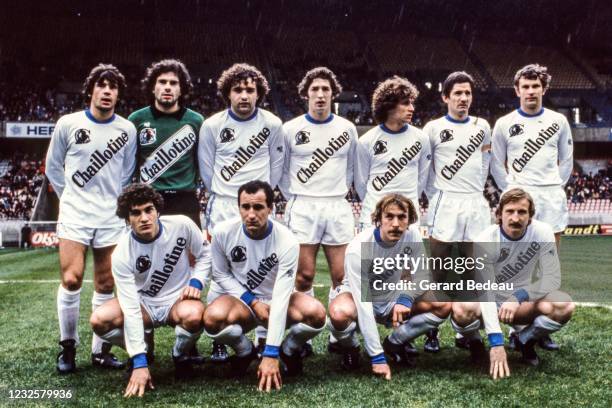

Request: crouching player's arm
left=112, top=254, right=154, bottom=397
left=481, top=301, right=510, bottom=380
left=345, top=246, right=391, bottom=380
left=258, top=241, right=299, bottom=392
left=182, top=219, right=212, bottom=300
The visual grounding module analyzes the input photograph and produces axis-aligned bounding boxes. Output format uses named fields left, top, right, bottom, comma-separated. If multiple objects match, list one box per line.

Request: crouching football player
left=203, top=180, right=326, bottom=392
left=90, top=183, right=211, bottom=398
left=452, top=188, right=574, bottom=372
left=327, top=194, right=450, bottom=379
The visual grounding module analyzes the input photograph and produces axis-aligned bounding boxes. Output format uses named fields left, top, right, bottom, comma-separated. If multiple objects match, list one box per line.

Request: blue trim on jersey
left=513, top=288, right=529, bottom=303
left=189, top=278, right=203, bottom=290
left=85, top=109, right=116, bottom=124
left=262, top=345, right=280, bottom=358
left=131, top=220, right=164, bottom=244
left=373, top=227, right=382, bottom=243
left=305, top=113, right=334, bottom=124
left=243, top=220, right=273, bottom=240
left=371, top=353, right=387, bottom=364
left=499, top=225, right=527, bottom=242
left=132, top=353, right=148, bottom=368
left=445, top=114, right=470, bottom=124
left=487, top=333, right=504, bottom=347
left=380, top=123, right=408, bottom=134
left=396, top=294, right=414, bottom=309
left=228, top=108, right=258, bottom=122
left=517, top=108, right=544, bottom=118
left=240, top=290, right=256, bottom=306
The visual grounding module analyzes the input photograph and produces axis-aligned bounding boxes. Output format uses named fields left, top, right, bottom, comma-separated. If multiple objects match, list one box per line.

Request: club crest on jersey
left=373, top=140, right=388, bottom=155
left=497, top=248, right=510, bottom=262
left=139, top=128, right=157, bottom=146
left=231, top=245, right=247, bottom=262
left=439, top=129, right=454, bottom=143
left=220, top=128, right=236, bottom=143
left=295, top=131, right=310, bottom=145
left=136, top=255, right=151, bottom=273
left=509, top=124, right=524, bottom=137
left=74, top=129, right=91, bottom=144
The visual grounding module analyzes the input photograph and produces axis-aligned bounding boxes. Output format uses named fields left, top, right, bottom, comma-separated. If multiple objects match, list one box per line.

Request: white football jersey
left=198, top=108, right=285, bottom=197
left=354, top=124, right=430, bottom=210
left=210, top=218, right=299, bottom=348
left=112, top=215, right=211, bottom=357
left=280, top=114, right=357, bottom=198
left=423, top=115, right=491, bottom=196
left=491, top=108, right=573, bottom=190
left=45, top=110, right=137, bottom=228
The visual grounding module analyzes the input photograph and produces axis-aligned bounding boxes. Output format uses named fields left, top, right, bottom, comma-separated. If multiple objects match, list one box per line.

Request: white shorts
left=508, top=185, right=568, bottom=233
left=285, top=195, right=354, bottom=245
left=56, top=223, right=125, bottom=248
left=428, top=191, right=491, bottom=242
left=141, top=294, right=181, bottom=328
left=359, top=194, right=419, bottom=230
left=206, top=194, right=240, bottom=234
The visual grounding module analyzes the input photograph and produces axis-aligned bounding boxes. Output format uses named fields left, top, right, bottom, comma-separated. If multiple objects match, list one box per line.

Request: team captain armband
left=188, top=278, right=203, bottom=290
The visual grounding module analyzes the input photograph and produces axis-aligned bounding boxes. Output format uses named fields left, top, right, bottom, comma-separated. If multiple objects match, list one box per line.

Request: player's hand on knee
left=124, top=367, right=154, bottom=398
left=391, top=304, right=411, bottom=328
left=489, top=346, right=510, bottom=380
left=252, top=301, right=270, bottom=326
left=181, top=285, right=201, bottom=300
left=257, top=357, right=282, bottom=392
left=498, top=300, right=519, bottom=323
left=371, top=363, right=391, bottom=380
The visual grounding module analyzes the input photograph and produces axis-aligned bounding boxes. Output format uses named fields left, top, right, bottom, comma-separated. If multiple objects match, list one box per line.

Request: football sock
left=328, top=320, right=359, bottom=349
left=282, top=322, right=324, bottom=356
left=91, top=291, right=114, bottom=354
left=57, top=285, right=81, bottom=344
left=389, top=313, right=445, bottom=345
left=173, top=326, right=202, bottom=358
left=518, top=316, right=563, bottom=345
left=99, top=328, right=125, bottom=349
left=206, top=324, right=252, bottom=357
left=450, top=318, right=482, bottom=341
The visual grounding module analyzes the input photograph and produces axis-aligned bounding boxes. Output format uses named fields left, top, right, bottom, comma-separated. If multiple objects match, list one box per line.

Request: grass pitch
left=0, top=237, right=610, bottom=407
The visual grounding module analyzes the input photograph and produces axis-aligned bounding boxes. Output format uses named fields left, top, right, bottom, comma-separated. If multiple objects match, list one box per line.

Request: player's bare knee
left=329, top=300, right=356, bottom=329
left=203, top=306, right=228, bottom=333
left=431, top=301, right=452, bottom=318
left=90, top=312, right=110, bottom=334
left=551, top=301, right=575, bottom=323
left=61, top=272, right=83, bottom=291
left=302, top=301, right=326, bottom=328
left=452, top=302, right=479, bottom=325
left=296, top=271, right=315, bottom=291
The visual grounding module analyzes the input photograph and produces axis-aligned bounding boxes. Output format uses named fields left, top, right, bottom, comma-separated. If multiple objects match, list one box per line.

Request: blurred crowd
left=0, top=153, right=45, bottom=220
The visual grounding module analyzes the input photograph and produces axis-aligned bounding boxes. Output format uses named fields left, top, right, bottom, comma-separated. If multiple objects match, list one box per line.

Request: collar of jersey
left=517, top=107, right=544, bottom=118
left=379, top=123, right=408, bottom=134
left=228, top=108, right=258, bottom=122
left=373, top=227, right=400, bottom=248
left=445, top=114, right=470, bottom=124
left=131, top=220, right=164, bottom=244
left=85, top=109, right=115, bottom=124
left=242, top=220, right=273, bottom=240
left=305, top=113, right=334, bottom=124
left=150, top=105, right=186, bottom=120
left=499, top=225, right=527, bottom=242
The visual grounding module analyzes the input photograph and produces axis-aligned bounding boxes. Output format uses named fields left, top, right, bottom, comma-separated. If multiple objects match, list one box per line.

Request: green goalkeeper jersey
left=129, top=106, right=204, bottom=192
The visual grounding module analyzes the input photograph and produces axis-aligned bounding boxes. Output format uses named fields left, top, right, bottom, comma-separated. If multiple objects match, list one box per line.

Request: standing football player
left=198, top=63, right=285, bottom=360
left=452, top=188, right=574, bottom=368
left=45, top=64, right=137, bottom=373
left=327, top=194, right=450, bottom=377
left=421, top=71, right=492, bottom=353
left=490, top=64, right=573, bottom=350
left=279, top=67, right=357, bottom=355
left=129, top=59, right=205, bottom=364
left=354, top=75, right=430, bottom=229
left=203, top=181, right=326, bottom=392
left=90, top=183, right=211, bottom=397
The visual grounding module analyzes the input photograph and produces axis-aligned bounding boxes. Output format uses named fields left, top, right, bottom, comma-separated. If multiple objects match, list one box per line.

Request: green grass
left=0, top=238, right=610, bottom=407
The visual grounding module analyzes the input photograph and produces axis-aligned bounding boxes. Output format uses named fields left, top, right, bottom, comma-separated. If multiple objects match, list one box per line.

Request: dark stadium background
left=0, top=0, right=610, bottom=243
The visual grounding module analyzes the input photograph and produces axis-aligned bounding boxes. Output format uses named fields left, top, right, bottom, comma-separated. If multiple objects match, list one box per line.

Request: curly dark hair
left=82, top=63, right=126, bottom=103
left=371, top=76, right=419, bottom=124
left=514, top=63, right=551, bottom=90
left=442, top=71, right=475, bottom=97
left=216, top=63, right=270, bottom=106
left=237, top=180, right=274, bottom=209
left=140, top=59, right=193, bottom=105
left=297, top=67, right=342, bottom=98
left=371, top=193, right=418, bottom=227
left=116, top=183, right=164, bottom=221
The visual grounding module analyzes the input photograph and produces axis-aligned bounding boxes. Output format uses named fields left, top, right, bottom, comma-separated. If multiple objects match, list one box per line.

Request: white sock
left=205, top=324, right=252, bottom=357
left=173, top=326, right=202, bottom=358
left=305, top=287, right=315, bottom=297
left=328, top=320, right=359, bottom=349
left=450, top=318, right=482, bottom=341
left=255, top=325, right=268, bottom=344
left=282, top=322, right=325, bottom=356
left=518, top=316, right=563, bottom=345
left=99, top=328, right=125, bottom=348
left=389, top=313, right=445, bottom=345
left=57, top=285, right=81, bottom=344
left=91, top=291, right=114, bottom=354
